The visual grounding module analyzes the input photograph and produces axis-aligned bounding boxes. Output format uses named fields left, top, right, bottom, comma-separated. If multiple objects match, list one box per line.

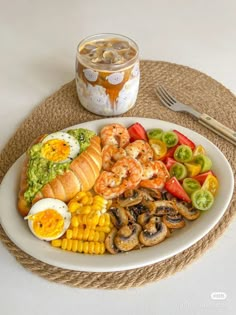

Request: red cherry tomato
left=165, top=157, right=176, bottom=170
left=173, top=130, right=196, bottom=150
left=165, top=177, right=191, bottom=202
left=127, top=122, right=148, bottom=142
left=193, top=171, right=215, bottom=185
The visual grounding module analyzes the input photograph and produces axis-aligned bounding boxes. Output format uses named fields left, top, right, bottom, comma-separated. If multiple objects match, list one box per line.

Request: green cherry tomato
left=174, top=144, right=193, bottom=163
left=182, top=178, right=201, bottom=195
left=161, top=131, right=179, bottom=148
left=191, top=189, right=214, bottom=210
left=170, top=162, right=187, bottom=180
left=147, top=128, right=164, bottom=140
left=192, top=154, right=212, bottom=173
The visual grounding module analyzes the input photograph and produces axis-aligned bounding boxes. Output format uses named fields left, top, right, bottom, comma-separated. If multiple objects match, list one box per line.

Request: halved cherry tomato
left=165, top=157, right=176, bottom=170
left=193, top=145, right=206, bottom=156
left=174, top=145, right=193, bottom=163
left=165, top=177, right=191, bottom=203
left=149, top=139, right=167, bottom=160
left=173, top=130, right=196, bottom=150
left=192, top=171, right=214, bottom=185
left=191, top=189, right=214, bottom=210
left=184, top=162, right=201, bottom=177
left=201, top=174, right=219, bottom=196
left=128, top=122, right=148, bottom=142
left=162, top=144, right=179, bottom=161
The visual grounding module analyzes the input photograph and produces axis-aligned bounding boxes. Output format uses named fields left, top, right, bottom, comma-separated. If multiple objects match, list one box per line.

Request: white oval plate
left=0, top=118, right=234, bottom=272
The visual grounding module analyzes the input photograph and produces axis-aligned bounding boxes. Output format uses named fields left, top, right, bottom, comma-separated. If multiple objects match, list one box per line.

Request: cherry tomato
left=193, top=171, right=214, bottom=185
left=192, top=154, right=212, bottom=173
left=165, top=177, right=191, bottom=203
left=174, top=145, right=193, bottom=163
left=161, top=131, right=179, bottom=148
left=165, top=157, right=176, bottom=170
left=191, top=189, right=214, bottom=210
left=184, top=162, right=202, bottom=177
left=147, top=128, right=163, bottom=140
left=149, top=139, right=167, bottom=160
left=193, top=145, right=206, bottom=156
left=169, top=162, right=187, bottom=180
left=128, top=122, right=148, bottom=142
left=182, top=178, right=201, bottom=195
left=201, top=174, right=219, bottom=196
left=173, top=130, right=196, bottom=150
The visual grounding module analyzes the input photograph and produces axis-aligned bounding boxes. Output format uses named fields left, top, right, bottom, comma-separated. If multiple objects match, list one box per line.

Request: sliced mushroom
left=162, top=214, right=185, bottom=229
left=108, top=206, right=129, bottom=229
left=114, top=223, right=142, bottom=252
left=137, top=212, right=152, bottom=227
left=139, top=187, right=162, bottom=201
left=176, top=201, right=201, bottom=221
left=139, top=217, right=167, bottom=246
left=153, top=200, right=179, bottom=216
left=126, top=203, right=150, bottom=221
left=105, top=227, right=120, bottom=254
left=117, top=189, right=143, bottom=207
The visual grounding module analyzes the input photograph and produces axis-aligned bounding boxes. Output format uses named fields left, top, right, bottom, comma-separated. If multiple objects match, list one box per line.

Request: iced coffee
left=75, top=34, right=140, bottom=116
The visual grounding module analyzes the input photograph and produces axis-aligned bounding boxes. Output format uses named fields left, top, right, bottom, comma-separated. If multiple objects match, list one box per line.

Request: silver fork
left=155, top=85, right=236, bottom=146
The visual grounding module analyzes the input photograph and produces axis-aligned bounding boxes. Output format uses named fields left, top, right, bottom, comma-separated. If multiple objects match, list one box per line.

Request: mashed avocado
left=24, top=128, right=95, bottom=205
left=67, top=128, right=95, bottom=152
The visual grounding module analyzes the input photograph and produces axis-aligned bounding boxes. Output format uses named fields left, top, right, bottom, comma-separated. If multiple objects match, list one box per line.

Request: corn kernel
left=88, top=242, right=95, bottom=254
left=79, top=205, right=91, bottom=214
left=61, top=238, right=68, bottom=250
left=66, top=239, right=73, bottom=251
left=72, top=240, right=78, bottom=252
left=75, top=191, right=87, bottom=201
left=77, top=240, right=83, bottom=253
left=83, top=241, right=89, bottom=254
left=66, top=229, right=73, bottom=239
left=71, top=216, right=79, bottom=228
left=51, top=239, right=62, bottom=247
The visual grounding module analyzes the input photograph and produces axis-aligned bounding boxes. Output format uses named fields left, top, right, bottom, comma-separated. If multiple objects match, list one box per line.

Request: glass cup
left=75, top=33, right=140, bottom=116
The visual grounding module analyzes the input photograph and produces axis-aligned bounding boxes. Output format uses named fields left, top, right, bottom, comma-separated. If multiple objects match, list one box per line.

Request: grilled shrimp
left=102, top=144, right=127, bottom=171
left=94, top=157, right=143, bottom=199
left=111, top=157, right=143, bottom=190
left=125, top=140, right=153, bottom=164
left=140, top=160, right=170, bottom=189
left=94, top=171, right=127, bottom=199
left=100, top=123, right=130, bottom=148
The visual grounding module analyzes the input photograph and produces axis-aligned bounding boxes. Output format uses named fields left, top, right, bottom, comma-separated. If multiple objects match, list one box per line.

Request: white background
left=0, top=1, right=235, bottom=314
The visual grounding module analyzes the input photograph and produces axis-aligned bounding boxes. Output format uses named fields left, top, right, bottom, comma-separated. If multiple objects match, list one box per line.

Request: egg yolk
left=29, top=209, right=64, bottom=238
left=41, top=139, right=70, bottom=162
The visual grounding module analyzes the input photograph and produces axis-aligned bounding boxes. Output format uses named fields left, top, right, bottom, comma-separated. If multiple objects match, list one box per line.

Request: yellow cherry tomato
left=201, top=174, right=219, bottom=196
left=184, top=162, right=202, bottom=177
left=193, top=145, right=206, bottom=156
left=149, top=139, right=167, bottom=160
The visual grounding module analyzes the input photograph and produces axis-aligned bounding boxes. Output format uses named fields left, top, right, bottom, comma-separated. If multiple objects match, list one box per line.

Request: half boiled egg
left=41, top=131, right=80, bottom=163
left=25, top=198, right=71, bottom=241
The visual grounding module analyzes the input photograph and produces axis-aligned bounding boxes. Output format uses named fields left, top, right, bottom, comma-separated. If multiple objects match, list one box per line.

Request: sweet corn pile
left=51, top=191, right=112, bottom=255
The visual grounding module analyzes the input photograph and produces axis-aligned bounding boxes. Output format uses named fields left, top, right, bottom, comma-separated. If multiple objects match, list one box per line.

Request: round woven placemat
left=0, top=60, right=235, bottom=289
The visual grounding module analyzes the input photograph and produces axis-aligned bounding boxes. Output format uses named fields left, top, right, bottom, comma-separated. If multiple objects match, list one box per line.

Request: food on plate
left=18, top=121, right=219, bottom=256
left=24, top=198, right=71, bottom=241
left=17, top=128, right=102, bottom=216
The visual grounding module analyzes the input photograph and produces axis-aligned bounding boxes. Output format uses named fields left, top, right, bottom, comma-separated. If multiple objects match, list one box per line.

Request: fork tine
left=158, top=85, right=177, bottom=104
left=155, top=87, right=172, bottom=107
left=155, top=86, right=174, bottom=107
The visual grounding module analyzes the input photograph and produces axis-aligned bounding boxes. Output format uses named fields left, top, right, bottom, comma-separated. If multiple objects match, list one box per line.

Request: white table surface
left=0, top=1, right=235, bottom=314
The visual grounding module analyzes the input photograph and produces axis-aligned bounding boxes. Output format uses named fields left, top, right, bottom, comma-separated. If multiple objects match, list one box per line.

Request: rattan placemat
left=0, top=60, right=235, bottom=289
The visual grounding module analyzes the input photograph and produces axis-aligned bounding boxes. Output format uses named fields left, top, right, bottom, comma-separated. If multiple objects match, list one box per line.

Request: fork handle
left=198, top=113, right=236, bottom=146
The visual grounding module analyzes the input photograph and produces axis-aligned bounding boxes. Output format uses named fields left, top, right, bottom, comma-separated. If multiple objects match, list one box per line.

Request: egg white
left=42, top=131, right=80, bottom=163
left=25, top=198, right=71, bottom=241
